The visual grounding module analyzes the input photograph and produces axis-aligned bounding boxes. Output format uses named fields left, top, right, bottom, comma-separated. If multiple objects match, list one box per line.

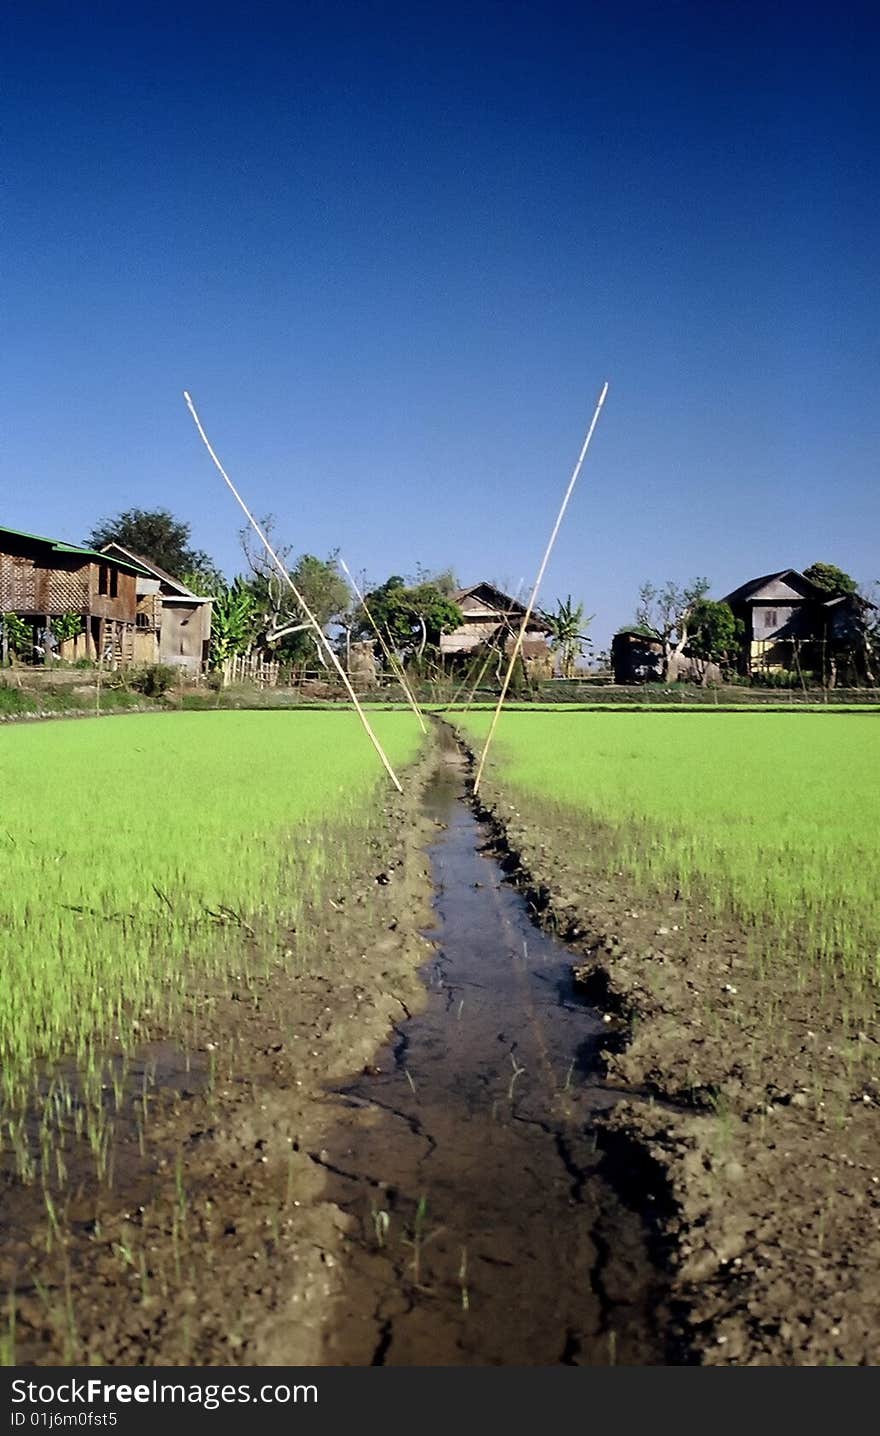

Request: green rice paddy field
left=460, top=711, right=880, bottom=994
left=2, top=704, right=878, bottom=1367
left=4, top=706, right=878, bottom=1116
left=0, top=711, right=422, bottom=1114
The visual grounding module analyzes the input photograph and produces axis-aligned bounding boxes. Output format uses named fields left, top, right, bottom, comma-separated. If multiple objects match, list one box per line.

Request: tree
left=635, top=577, right=711, bottom=680
left=50, top=612, right=84, bottom=644
left=1, top=613, right=32, bottom=663
left=803, top=564, right=873, bottom=686
left=181, top=554, right=226, bottom=595
left=803, top=561, right=858, bottom=597
left=289, top=554, right=350, bottom=631
left=86, top=508, right=218, bottom=581
left=352, top=576, right=462, bottom=662
left=179, top=566, right=228, bottom=600
left=412, top=564, right=460, bottom=598
left=684, top=600, right=743, bottom=683
left=238, top=518, right=350, bottom=662
left=267, top=553, right=351, bottom=663
left=865, top=583, right=880, bottom=681
left=548, top=596, right=594, bottom=678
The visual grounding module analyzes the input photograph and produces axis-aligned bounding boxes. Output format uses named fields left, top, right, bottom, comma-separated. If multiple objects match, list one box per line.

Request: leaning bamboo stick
left=183, top=392, right=404, bottom=793
left=445, top=641, right=496, bottom=713
left=339, top=559, right=427, bottom=733
left=473, top=382, right=609, bottom=794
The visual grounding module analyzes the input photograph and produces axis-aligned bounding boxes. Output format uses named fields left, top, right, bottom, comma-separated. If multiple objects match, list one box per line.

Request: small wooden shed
left=101, top=544, right=213, bottom=673
left=611, top=627, right=664, bottom=683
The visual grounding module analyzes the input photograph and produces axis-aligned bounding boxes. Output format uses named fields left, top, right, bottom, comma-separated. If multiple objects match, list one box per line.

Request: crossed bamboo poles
left=184, top=382, right=608, bottom=792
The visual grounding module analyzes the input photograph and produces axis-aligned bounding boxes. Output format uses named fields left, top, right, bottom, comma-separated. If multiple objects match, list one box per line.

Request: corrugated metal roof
left=0, top=523, right=151, bottom=576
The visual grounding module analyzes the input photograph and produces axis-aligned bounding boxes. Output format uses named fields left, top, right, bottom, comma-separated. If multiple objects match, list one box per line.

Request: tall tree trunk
left=666, top=623, right=690, bottom=683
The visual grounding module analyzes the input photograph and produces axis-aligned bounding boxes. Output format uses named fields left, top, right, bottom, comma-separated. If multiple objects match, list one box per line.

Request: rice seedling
left=458, top=1245, right=469, bottom=1312
left=0, top=710, right=422, bottom=1178
left=0, top=1293, right=16, bottom=1367
left=459, top=712, right=880, bottom=996
left=371, top=1204, right=391, bottom=1247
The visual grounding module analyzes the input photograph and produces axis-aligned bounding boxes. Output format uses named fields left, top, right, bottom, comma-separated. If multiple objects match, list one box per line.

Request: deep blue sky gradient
left=3, top=1, right=878, bottom=646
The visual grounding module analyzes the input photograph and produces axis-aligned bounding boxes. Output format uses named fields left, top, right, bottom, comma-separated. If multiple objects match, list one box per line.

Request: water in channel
left=317, top=735, right=666, bottom=1366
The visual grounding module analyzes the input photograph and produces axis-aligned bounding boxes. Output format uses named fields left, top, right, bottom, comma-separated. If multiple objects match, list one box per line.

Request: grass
left=0, top=682, right=145, bottom=717
left=458, top=711, right=880, bottom=994
left=0, top=710, right=422, bottom=1127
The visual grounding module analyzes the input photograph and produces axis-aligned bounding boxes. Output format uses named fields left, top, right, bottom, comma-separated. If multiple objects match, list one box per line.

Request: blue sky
left=3, top=1, right=878, bottom=647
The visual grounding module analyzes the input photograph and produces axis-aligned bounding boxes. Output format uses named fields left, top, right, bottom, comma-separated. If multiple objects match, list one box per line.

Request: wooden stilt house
left=0, top=523, right=149, bottom=666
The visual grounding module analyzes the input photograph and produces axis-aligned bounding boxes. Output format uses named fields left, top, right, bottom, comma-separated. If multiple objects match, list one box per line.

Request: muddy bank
left=464, top=736, right=880, bottom=1367
left=310, top=730, right=670, bottom=1365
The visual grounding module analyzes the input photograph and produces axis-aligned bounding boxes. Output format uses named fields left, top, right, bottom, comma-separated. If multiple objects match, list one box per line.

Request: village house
left=0, top=523, right=149, bottom=666
left=440, top=582, right=554, bottom=675
left=100, top=542, right=212, bottom=673
left=722, top=569, right=873, bottom=680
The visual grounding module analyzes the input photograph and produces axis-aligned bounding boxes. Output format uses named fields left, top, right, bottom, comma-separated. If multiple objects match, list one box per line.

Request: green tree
left=548, top=596, right=593, bottom=678
left=50, top=612, right=84, bottom=644
left=1, top=613, right=32, bottom=663
left=865, top=583, right=880, bottom=681
left=86, top=508, right=218, bottom=581
left=259, top=553, right=351, bottom=664
left=803, top=561, right=858, bottom=597
left=412, top=564, right=460, bottom=598
left=636, top=577, right=711, bottom=680
left=802, top=564, right=875, bottom=686
left=179, top=567, right=227, bottom=600
left=353, top=576, right=462, bottom=661
left=238, top=519, right=350, bottom=662
left=684, top=599, right=743, bottom=682
left=180, top=555, right=227, bottom=595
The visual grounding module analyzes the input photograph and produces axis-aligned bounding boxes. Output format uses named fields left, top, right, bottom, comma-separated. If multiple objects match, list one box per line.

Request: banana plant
left=548, top=596, right=594, bottom=679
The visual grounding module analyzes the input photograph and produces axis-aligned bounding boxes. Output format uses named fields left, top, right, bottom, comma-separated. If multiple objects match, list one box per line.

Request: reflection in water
left=319, top=741, right=664, bottom=1366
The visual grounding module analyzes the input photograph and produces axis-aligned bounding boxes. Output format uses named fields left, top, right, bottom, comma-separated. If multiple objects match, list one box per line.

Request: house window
left=109, top=568, right=118, bottom=599
left=98, top=564, right=109, bottom=596
left=763, top=609, right=778, bottom=629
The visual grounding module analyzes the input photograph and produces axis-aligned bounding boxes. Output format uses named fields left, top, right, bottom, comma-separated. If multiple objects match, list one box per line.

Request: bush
left=0, top=684, right=36, bottom=715
left=130, top=664, right=177, bottom=697
left=751, top=669, right=817, bottom=690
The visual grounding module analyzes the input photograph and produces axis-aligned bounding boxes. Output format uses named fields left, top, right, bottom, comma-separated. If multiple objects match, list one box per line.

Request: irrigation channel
left=316, top=728, right=670, bottom=1365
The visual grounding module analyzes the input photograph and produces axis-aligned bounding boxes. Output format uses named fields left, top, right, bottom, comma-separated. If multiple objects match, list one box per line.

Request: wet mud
left=464, top=740, right=880, bottom=1368
left=313, top=734, right=668, bottom=1365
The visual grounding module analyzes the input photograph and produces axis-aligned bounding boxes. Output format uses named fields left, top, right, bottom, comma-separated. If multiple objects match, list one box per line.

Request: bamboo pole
left=473, top=382, right=609, bottom=794
left=183, top=392, right=404, bottom=793
left=339, top=559, right=427, bottom=733
left=461, top=646, right=495, bottom=710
